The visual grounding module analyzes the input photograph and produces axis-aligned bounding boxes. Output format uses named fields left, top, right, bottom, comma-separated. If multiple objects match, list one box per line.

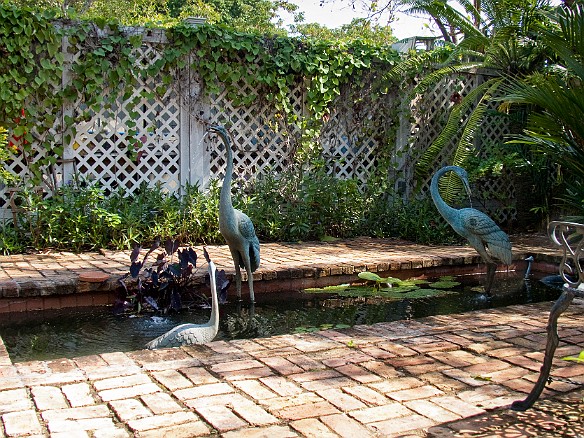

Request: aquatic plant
left=117, top=239, right=229, bottom=315
left=304, top=272, right=461, bottom=300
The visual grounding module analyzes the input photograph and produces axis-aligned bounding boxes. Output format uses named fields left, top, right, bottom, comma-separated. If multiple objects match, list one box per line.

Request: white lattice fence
left=204, top=71, right=304, bottom=187
left=65, top=32, right=183, bottom=196
left=395, top=71, right=516, bottom=224
left=1, top=26, right=515, bottom=224
left=320, top=78, right=397, bottom=184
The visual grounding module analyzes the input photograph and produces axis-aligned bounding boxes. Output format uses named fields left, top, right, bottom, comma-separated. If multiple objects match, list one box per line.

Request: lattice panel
left=408, top=73, right=483, bottom=196
left=206, top=69, right=303, bottom=186
left=320, top=79, right=397, bottom=185
left=396, top=71, right=514, bottom=224
left=66, top=41, right=181, bottom=195
left=472, top=103, right=516, bottom=224
left=1, top=24, right=518, bottom=225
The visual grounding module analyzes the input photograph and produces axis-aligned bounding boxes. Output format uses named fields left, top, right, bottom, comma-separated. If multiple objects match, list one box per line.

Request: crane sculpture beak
left=462, top=177, right=472, bottom=198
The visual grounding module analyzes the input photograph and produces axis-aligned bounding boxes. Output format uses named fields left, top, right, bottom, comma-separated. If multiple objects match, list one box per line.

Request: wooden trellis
left=1, top=27, right=516, bottom=225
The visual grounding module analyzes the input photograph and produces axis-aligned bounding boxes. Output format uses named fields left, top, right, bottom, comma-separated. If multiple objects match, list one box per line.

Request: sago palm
left=393, top=0, right=555, bottom=200
left=503, top=4, right=584, bottom=220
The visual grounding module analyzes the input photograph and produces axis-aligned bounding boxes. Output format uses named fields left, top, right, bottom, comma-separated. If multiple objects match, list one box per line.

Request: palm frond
left=416, top=77, right=504, bottom=180
left=384, top=46, right=454, bottom=84
left=540, top=4, right=584, bottom=79
left=412, top=62, right=484, bottom=96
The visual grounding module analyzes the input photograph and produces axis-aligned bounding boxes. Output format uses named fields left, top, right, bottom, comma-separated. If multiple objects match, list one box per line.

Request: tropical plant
left=502, top=3, right=584, bottom=221
left=116, top=239, right=229, bottom=315
left=388, top=0, right=557, bottom=200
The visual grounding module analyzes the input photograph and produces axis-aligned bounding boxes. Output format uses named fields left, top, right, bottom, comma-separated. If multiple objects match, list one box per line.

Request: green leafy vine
left=1, top=4, right=402, bottom=186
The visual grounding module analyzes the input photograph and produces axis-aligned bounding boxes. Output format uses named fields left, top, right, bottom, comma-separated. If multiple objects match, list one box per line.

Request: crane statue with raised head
left=145, top=260, right=219, bottom=349
left=209, top=125, right=260, bottom=303
left=431, top=166, right=512, bottom=294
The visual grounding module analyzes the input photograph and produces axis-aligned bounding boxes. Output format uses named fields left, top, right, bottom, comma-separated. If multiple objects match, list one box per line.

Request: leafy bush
left=1, top=169, right=463, bottom=254
left=241, top=167, right=365, bottom=242
left=384, top=197, right=463, bottom=245
left=6, top=179, right=222, bottom=253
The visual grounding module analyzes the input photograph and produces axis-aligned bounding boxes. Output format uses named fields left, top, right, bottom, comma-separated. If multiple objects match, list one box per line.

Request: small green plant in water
left=304, top=272, right=461, bottom=300
left=293, top=323, right=351, bottom=334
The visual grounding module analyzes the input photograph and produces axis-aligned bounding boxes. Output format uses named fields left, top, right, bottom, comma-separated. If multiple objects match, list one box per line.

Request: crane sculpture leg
left=230, top=246, right=256, bottom=302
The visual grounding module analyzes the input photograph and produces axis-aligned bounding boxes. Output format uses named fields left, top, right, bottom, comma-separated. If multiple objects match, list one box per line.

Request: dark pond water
left=0, top=272, right=562, bottom=363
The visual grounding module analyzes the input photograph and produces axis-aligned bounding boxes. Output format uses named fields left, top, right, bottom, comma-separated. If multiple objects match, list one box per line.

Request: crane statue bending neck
left=145, top=261, right=219, bottom=349
left=431, top=166, right=512, bottom=294
left=210, top=125, right=260, bottom=303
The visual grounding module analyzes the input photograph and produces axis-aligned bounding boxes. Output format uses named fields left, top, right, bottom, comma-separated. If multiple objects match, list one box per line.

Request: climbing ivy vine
left=0, top=3, right=403, bottom=185
left=0, top=4, right=64, bottom=181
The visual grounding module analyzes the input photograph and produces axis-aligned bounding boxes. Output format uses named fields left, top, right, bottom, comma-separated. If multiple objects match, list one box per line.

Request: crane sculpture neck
left=215, top=128, right=234, bottom=214
left=430, top=166, right=459, bottom=222
left=208, top=261, right=219, bottom=331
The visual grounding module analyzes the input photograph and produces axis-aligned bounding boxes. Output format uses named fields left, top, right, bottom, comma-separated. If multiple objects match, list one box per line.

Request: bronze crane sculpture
left=145, top=261, right=220, bottom=348
left=431, top=166, right=512, bottom=293
left=209, top=125, right=260, bottom=302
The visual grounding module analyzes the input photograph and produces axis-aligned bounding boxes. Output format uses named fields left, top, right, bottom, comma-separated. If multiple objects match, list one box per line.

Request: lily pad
left=305, top=284, right=353, bottom=294
left=379, top=285, right=419, bottom=293
left=429, top=280, right=461, bottom=289
left=397, top=278, right=430, bottom=286
left=383, top=288, right=457, bottom=299
left=357, top=272, right=401, bottom=284
left=358, top=272, right=383, bottom=282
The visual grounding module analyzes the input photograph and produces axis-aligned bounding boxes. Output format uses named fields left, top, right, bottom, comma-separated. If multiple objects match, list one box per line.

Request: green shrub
left=242, top=167, right=365, bottom=242
left=0, top=170, right=463, bottom=254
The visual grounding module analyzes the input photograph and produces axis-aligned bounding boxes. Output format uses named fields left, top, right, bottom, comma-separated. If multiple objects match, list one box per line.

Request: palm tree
left=393, top=0, right=556, bottom=198
left=503, top=4, right=584, bottom=220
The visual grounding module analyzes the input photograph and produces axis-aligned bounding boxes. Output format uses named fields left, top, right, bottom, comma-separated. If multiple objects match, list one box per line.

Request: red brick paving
left=0, top=235, right=583, bottom=436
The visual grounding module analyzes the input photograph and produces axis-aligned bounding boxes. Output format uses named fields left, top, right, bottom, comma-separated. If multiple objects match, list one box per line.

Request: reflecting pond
left=0, top=271, right=562, bottom=362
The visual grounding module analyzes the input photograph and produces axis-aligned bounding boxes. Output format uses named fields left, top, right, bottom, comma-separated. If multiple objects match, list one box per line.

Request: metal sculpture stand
left=511, top=221, right=584, bottom=411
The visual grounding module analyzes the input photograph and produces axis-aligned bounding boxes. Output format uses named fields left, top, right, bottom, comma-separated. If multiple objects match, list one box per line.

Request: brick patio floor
left=0, top=235, right=583, bottom=436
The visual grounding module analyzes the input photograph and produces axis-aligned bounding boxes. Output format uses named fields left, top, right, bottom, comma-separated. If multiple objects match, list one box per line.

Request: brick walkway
left=0, top=235, right=583, bottom=437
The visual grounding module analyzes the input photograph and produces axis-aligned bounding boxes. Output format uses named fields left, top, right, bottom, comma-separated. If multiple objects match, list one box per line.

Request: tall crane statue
left=209, top=125, right=260, bottom=302
left=431, top=166, right=512, bottom=293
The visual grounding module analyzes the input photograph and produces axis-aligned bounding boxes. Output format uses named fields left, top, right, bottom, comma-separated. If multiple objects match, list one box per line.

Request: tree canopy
left=292, top=18, right=395, bottom=44
left=9, top=0, right=302, bottom=32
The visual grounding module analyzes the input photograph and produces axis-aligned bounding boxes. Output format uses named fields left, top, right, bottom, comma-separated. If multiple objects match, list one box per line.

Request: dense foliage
left=1, top=174, right=461, bottom=254
left=9, top=0, right=302, bottom=32
left=0, top=2, right=401, bottom=186
left=383, top=0, right=584, bottom=227
left=503, top=4, right=584, bottom=222
left=3, top=1, right=584, bottom=255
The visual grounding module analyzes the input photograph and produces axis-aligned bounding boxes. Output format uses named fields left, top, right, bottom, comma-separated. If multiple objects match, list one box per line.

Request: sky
left=281, top=0, right=437, bottom=40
